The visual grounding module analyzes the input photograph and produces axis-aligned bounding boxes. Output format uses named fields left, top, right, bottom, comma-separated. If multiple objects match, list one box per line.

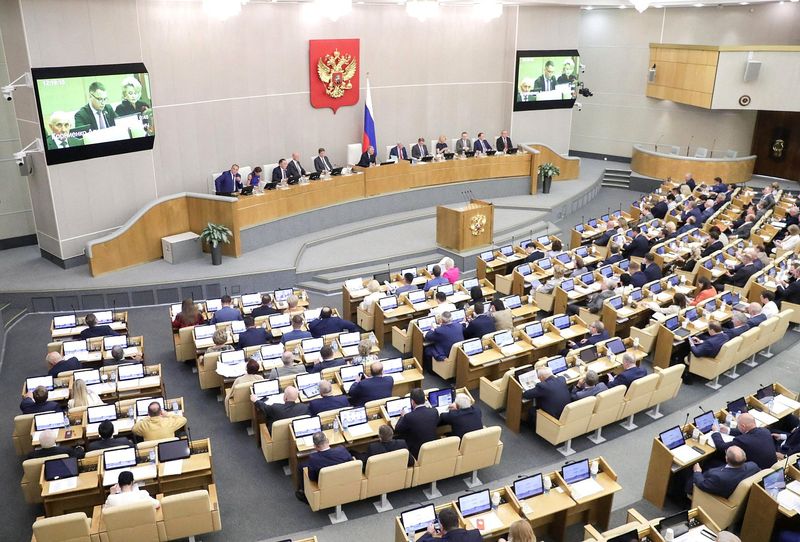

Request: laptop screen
left=629, top=288, right=643, bottom=302
left=575, top=223, right=584, bottom=233
left=704, top=300, right=717, bottom=313
left=588, top=219, right=598, bottom=227
left=301, top=338, right=323, bottom=353
left=103, top=447, right=136, bottom=471
left=609, top=296, right=623, bottom=310
left=462, top=278, right=479, bottom=291
left=458, top=489, right=491, bottom=517
left=561, top=279, right=574, bottom=292
left=241, top=293, right=261, bottom=307
left=606, top=338, right=626, bottom=356
left=649, top=281, right=663, bottom=295
left=553, top=315, right=571, bottom=329
left=158, top=439, right=191, bottom=462
left=659, top=426, right=686, bottom=450
left=117, top=363, right=145, bottom=380
left=727, top=397, right=748, bottom=415
left=292, top=416, right=322, bottom=437
left=26, top=375, right=54, bottom=392
left=103, top=335, right=128, bottom=350
left=274, top=289, right=293, bottom=303
left=35, top=411, right=68, bottom=431
left=547, top=356, right=568, bottom=375
left=462, top=339, right=483, bottom=356
left=382, top=357, right=404, bottom=374
left=401, top=267, right=417, bottom=278
left=407, top=290, right=427, bottom=304
left=230, top=320, right=246, bottom=334
left=428, top=388, right=454, bottom=408
left=44, top=457, right=78, bottom=481
left=450, top=309, right=466, bottom=324
left=657, top=510, right=689, bottom=534
left=73, top=368, right=101, bottom=385
left=400, top=504, right=436, bottom=533
left=93, top=310, right=113, bottom=324
left=556, top=252, right=572, bottom=264
left=580, top=272, right=594, bottom=285
left=378, top=296, right=398, bottom=310
left=252, top=380, right=280, bottom=397
left=268, top=313, right=291, bottom=329
left=684, top=308, right=698, bottom=321
left=665, top=316, right=680, bottom=330
left=561, top=459, right=590, bottom=484
left=537, top=258, right=552, bottom=270
left=537, top=235, right=551, bottom=246
left=502, top=295, right=522, bottom=309
left=87, top=404, right=117, bottom=424
left=618, top=259, right=630, bottom=271
left=513, top=473, right=544, bottom=499
left=63, top=340, right=88, bottom=357
left=417, top=316, right=436, bottom=332
left=296, top=372, right=321, bottom=390
left=136, top=397, right=165, bottom=417
left=607, top=528, right=641, bottom=542
left=694, top=411, right=716, bottom=434
left=763, top=469, right=786, bottom=492
left=494, top=330, right=514, bottom=347
left=338, top=331, right=361, bottom=347
left=517, top=264, right=532, bottom=276
left=500, top=245, right=514, bottom=256
left=437, top=284, right=454, bottom=296
left=260, top=344, right=284, bottom=360
left=386, top=397, right=412, bottom=417
left=340, top=364, right=363, bottom=382
left=525, top=322, right=544, bottom=338
left=53, top=315, right=76, bottom=329
left=304, top=308, right=321, bottom=322
left=579, top=345, right=598, bottom=362
left=756, top=384, right=774, bottom=400
left=340, top=407, right=367, bottom=427
left=575, top=246, right=589, bottom=258
left=205, top=299, right=222, bottom=312
left=194, top=325, right=216, bottom=339
left=480, top=250, right=495, bottom=262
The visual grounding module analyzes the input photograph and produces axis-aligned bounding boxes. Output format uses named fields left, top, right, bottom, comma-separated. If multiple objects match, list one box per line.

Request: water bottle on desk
left=491, top=492, right=501, bottom=510
left=543, top=475, right=552, bottom=493
left=149, top=449, right=156, bottom=463
left=333, top=418, right=340, bottom=435
left=590, top=459, right=599, bottom=479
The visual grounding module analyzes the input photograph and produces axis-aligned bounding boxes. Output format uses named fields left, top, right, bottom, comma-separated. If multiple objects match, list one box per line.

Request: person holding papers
left=423, top=311, right=464, bottom=371
left=522, top=367, right=570, bottom=429
left=46, top=352, right=81, bottom=377
left=210, top=295, right=242, bottom=324
left=314, top=148, right=334, bottom=173
left=389, top=142, right=409, bottom=161
left=308, top=345, right=346, bottom=373
left=394, top=388, right=439, bottom=459
left=348, top=361, right=393, bottom=407
left=79, top=313, right=119, bottom=340
left=237, top=316, right=272, bottom=349
left=423, top=265, right=449, bottom=292
left=297, top=432, right=354, bottom=502
left=711, top=413, right=777, bottom=469
left=533, top=61, right=557, bottom=92
left=105, top=470, right=160, bottom=509
left=608, top=353, right=647, bottom=388
left=281, top=315, right=312, bottom=344
left=87, top=421, right=132, bottom=452
left=20, top=386, right=62, bottom=414
left=132, top=402, right=187, bottom=441
left=411, top=138, right=429, bottom=159
left=307, top=380, right=349, bottom=416
left=308, top=307, right=358, bottom=338
left=251, top=385, right=309, bottom=430
left=438, top=393, right=482, bottom=439
left=420, top=507, right=482, bottom=542
left=463, top=302, right=495, bottom=340
left=496, top=130, right=514, bottom=152
left=690, top=446, right=759, bottom=499
left=473, top=132, right=492, bottom=154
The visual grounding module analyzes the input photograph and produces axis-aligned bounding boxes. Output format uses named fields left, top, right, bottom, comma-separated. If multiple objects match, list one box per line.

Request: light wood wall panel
left=630, top=146, right=755, bottom=184
left=525, top=143, right=581, bottom=193
left=646, top=44, right=719, bottom=109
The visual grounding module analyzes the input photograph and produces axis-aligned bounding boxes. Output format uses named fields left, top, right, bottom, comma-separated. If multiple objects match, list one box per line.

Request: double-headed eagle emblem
left=470, top=215, right=487, bottom=236
left=317, top=49, right=357, bottom=99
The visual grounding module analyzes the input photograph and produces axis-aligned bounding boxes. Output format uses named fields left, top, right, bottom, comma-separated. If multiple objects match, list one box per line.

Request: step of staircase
left=601, top=167, right=632, bottom=189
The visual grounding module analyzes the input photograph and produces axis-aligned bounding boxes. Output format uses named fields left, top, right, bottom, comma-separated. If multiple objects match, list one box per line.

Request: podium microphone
left=654, top=134, right=664, bottom=152
left=686, top=135, right=694, bottom=157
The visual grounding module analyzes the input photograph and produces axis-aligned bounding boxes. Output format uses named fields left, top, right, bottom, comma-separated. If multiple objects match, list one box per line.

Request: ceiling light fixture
left=406, top=0, right=440, bottom=21
left=618, top=4, right=627, bottom=8
left=202, top=0, right=249, bottom=20
left=693, top=3, right=704, bottom=6
left=309, top=0, right=352, bottom=21
left=631, top=0, right=650, bottom=12
left=582, top=5, right=593, bottom=9
left=474, top=0, right=503, bottom=20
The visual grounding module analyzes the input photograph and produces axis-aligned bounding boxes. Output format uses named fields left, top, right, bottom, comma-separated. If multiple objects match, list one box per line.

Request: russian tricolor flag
left=362, top=78, right=376, bottom=152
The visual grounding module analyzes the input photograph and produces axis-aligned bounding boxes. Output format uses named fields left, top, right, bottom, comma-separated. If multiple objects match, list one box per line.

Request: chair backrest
left=85, top=445, right=129, bottom=459
left=650, top=365, right=684, bottom=404
left=413, top=436, right=460, bottom=486
left=363, top=449, right=411, bottom=498
left=621, top=373, right=660, bottom=415
left=737, top=328, right=761, bottom=359
left=457, top=426, right=502, bottom=473
left=560, top=396, right=596, bottom=423
left=346, top=143, right=362, bottom=166
left=13, top=414, right=35, bottom=456
left=264, top=417, right=296, bottom=462
left=32, top=512, right=91, bottom=542
left=160, top=489, right=216, bottom=541
left=101, top=500, right=160, bottom=542
left=316, top=460, right=363, bottom=509
left=588, top=386, right=626, bottom=431
left=22, top=453, right=69, bottom=504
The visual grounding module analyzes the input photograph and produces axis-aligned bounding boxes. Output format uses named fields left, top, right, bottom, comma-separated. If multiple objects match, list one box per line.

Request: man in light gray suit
left=455, top=132, right=472, bottom=154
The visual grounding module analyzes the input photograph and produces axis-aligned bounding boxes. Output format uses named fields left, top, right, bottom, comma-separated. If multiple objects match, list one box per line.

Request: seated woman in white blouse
left=773, top=224, right=800, bottom=254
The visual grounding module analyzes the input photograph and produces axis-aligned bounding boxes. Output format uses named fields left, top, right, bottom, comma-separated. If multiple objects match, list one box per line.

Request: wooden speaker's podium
left=436, top=199, right=494, bottom=251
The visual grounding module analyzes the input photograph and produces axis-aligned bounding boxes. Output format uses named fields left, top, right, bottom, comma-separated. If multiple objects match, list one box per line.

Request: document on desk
left=774, top=394, right=800, bottom=412
left=88, top=382, right=116, bottom=394
left=787, top=480, right=800, bottom=496
left=389, top=373, right=405, bottom=382
left=671, top=444, right=703, bottom=464
left=216, top=362, right=247, bottom=379
left=674, top=526, right=718, bottom=541
left=346, top=424, right=373, bottom=438
left=162, top=460, right=184, bottom=477
left=750, top=410, right=779, bottom=427
left=569, top=478, right=604, bottom=500
left=471, top=510, right=503, bottom=534
left=778, top=489, right=800, bottom=513
left=48, top=477, right=79, bottom=493
left=500, top=343, right=524, bottom=356
left=617, top=306, right=635, bottom=317
left=656, top=293, right=672, bottom=303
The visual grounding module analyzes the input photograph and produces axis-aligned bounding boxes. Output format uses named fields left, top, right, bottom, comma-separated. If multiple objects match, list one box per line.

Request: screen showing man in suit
left=514, top=50, right=580, bottom=112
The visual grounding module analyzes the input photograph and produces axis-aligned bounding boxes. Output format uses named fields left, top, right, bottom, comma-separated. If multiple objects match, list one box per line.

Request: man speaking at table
left=533, top=61, right=557, bottom=92
left=390, top=142, right=409, bottom=162
left=74, top=81, right=117, bottom=131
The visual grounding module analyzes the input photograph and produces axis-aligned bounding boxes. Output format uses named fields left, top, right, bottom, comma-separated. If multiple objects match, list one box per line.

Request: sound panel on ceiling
left=743, top=60, right=762, bottom=82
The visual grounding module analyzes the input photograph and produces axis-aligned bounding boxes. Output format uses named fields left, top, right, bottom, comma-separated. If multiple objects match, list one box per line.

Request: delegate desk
left=651, top=302, right=732, bottom=370
left=630, top=144, right=756, bottom=184
left=584, top=507, right=721, bottom=542
left=341, top=269, right=432, bottom=324
left=50, top=313, right=129, bottom=341
left=740, top=459, right=800, bottom=542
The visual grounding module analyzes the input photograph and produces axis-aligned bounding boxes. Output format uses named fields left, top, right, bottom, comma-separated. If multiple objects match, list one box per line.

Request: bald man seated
left=46, top=352, right=82, bottom=377
left=711, top=412, right=777, bottom=469
left=348, top=361, right=394, bottom=407
left=251, top=385, right=309, bottom=430
left=689, top=445, right=760, bottom=498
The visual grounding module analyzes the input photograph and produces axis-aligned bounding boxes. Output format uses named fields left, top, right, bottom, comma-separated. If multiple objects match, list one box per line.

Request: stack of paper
left=751, top=410, right=779, bottom=427
left=48, top=477, right=79, bottom=493
left=472, top=511, right=503, bottom=534
left=570, top=478, right=604, bottom=500
left=346, top=424, right=373, bottom=437
left=161, top=460, right=184, bottom=476
left=671, top=444, right=703, bottom=464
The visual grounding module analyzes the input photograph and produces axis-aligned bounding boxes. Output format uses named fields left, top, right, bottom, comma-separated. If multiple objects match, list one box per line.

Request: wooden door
left=751, top=111, right=800, bottom=182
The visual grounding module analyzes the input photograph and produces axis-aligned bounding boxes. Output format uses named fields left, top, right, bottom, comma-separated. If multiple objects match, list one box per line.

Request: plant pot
left=211, top=244, right=222, bottom=265
left=542, top=175, right=552, bottom=194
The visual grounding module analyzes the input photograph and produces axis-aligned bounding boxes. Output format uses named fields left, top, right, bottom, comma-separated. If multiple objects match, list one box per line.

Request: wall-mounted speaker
left=648, top=68, right=656, bottom=83
left=743, top=59, right=761, bottom=82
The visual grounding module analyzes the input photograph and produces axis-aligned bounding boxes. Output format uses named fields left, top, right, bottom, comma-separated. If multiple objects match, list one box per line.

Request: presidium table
left=86, top=146, right=580, bottom=276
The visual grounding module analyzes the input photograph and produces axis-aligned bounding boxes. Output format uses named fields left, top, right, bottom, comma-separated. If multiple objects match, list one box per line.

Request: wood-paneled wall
left=646, top=44, right=719, bottom=109
left=630, top=146, right=755, bottom=184
left=526, top=143, right=581, bottom=193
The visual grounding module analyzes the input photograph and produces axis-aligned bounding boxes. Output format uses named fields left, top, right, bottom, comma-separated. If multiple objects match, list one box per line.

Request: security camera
left=2, top=74, right=32, bottom=103
left=13, top=151, right=25, bottom=165
left=1, top=87, right=12, bottom=102
left=580, top=64, right=586, bottom=74
left=574, top=102, right=583, bottom=111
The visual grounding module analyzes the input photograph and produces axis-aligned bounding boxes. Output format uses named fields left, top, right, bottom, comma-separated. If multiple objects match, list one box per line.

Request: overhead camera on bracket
left=9, top=138, right=43, bottom=177
left=1, top=72, right=32, bottom=102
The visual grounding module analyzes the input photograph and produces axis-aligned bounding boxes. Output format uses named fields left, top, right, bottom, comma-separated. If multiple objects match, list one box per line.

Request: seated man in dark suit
left=357, top=146, right=377, bottom=168
left=711, top=413, right=777, bottom=469
left=394, top=388, right=440, bottom=459
left=286, top=152, right=307, bottom=180
left=496, top=130, right=514, bottom=152
left=419, top=507, right=481, bottom=542
left=281, top=315, right=313, bottom=344
left=533, top=61, right=557, bottom=92
left=87, top=420, right=133, bottom=452
left=522, top=367, right=571, bottom=429
left=389, top=142, right=408, bottom=161
left=677, top=216, right=698, bottom=235
left=523, top=243, right=545, bottom=263
left=567, top=320, right=608, bottom=350
left=732, top=213, right=756, bottom=238
left=472, top=132, right=492, bottom=153
left=628, top=261, right=649, bottom=288
left=348, top=361, right=394, bottom=407
left=601, top=243, right=623, bottom=267
left=314, top=148, right=334, bottom=173
left=250, top=385, right=309, bottom=430
left=608, top=353, right=647, bottom=388
left=423, top=265, right=449, bottom=292
left=395, top=273, right=418, bottom=295
left=214, top=165, right=238, bottom=196
left=308, top=307, right=358, bottom=338
left=237, top=316, right=272, bottom=349
left=360, top=424, right=413, bottom=467
left=423, top=311, right=465, bottom=372
left=73, top=81, right=116, bottom=131
left=720, top=254, right=758, bottom=288
left=28, top=429, right=83, bottom=459
left=688, top=321, right=727, bottom=358
left=594, top=220, right=618, bottom=247
left=701, top=229, right=724, bottom=258
left=463, top=302, right=495, bottom=340
left=20, top=386, right=62, bottom=414
left=643, top=252, right=662, bottom=282
left=297, top=431, right=354, bottom=501
left=745, top=302, right=767, bottom=328
left=777, top=264, right=800, bottom=304
left=774, top=419, right=800, bottom=458
left=79, top=313, right=118, bottom=340
left=622, top=226, right=650, bottom=259
left=411, top=138, right=429, bottom=159
left=711, top=176, right=728, bottom=194
left=684, top=173, right=697, bottom=192
left=690, top=446, right=760, bottom=498
left=651, top=198, right=669, bottom=220
left=308, top=345, right=346, bottom=373
left=308, top=380, right=350, bottom=416
left=724, top=312, right=750, bottom=340
left=250, top=294, right=280, bottom=318
left=46, top=352, right=82, bottom=377
left=571, top=370, right=609, bottom=400
left=272, top=159, right=290, bottom=184
left=438, top=393, right=483, bottom=439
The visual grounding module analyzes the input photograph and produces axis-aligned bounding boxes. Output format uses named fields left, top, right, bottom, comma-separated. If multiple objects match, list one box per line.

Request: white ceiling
left=244, top=0, right=799, bottom=10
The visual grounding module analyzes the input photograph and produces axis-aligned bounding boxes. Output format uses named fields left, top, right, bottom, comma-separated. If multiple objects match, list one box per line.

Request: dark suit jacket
left=778, top=280, right=800, bottom=305
left=712, top=427, right=776, bottom=469
left=272, top=166, right=289, bottom=183
left=357, top=151, right=376, bottom=167
left=533, top=74, right=558, bottom=92
left=411, top=144, right=429, bottom=159
left=686, top=178, right=697, bottom=191
left=308, top=316, right=358, bottom=338
left=214, top=171, right=235, bottom=194
left=623, top=235, right=650, bottom=258
left=86, top=436, right=133, bottom=452
left=778, top=425, right=800, bottom=455
left=237, top=327, right=272, bottom=349
left=254, top=400, right=309, bottom=429
left=473, top=139, right=492, bottom=153
left=524, top=250, right=545, bottom=263
left=73, top=103, right=116, bottom=131
left=731, top=264, right=757, bottom=288
left=80, top=325, right=118, bottom=340
left=305, top=446, right=354, bottom=482
left=610, top=366, right=647, bottom=388
left=690, top=332, right=727, bottom=358
left=425, top=323, right=465, bottom=360
left=496, top=136, right=514, bottom=152
left=693, top=461, right=760, bottom=498
left=287, top=160, right=306, bottom=179
left=308, top=358, right=347, bottom=374
left=250, top=304, right=280, bottom=318
left=389, top=146, right=408, bottom=160
left=734, top=221, right=754, bottom=238
left=594, top=231, right=615, bottom=247
left=701, top=241, right=724, bottom=258
left=582, top=330, right=610, bottom=345
left=747, top=313, right=767, bottom=328
left=420, top=528, right=482, bottom=542
left=725, top=325, right=749, bottom=340
left=394, top=406, right=440, bottom=458
left=652, top=201, right=668, bottom=220
left=46, top=134, right=84, bottom=149
left=314, top=155, right=334, bottom=172
left=439, top=407, right=483, bottom=439
left=572, top=382, right=609, bottom=400
left=630, top=271, right=649, bottom=288
left=20, top=398, right=62, bottom=414
left=48, top=357, right=82, bottom=377
left=308, top=395, right=350, bottom=417
left=644, top=263, right=662, bottom=282
left=601, top=254, right=623, bottom=267
left=365, top=439, right=413, bottom=466
left=464, top=314, right=496, bottom=340
left=28, top=445, right=81, bottom=460
left=281, top=329, right=312, bottom=344
left=522, top=376, right=571, bottom=419
left=348, top=376, right=394, bottom=407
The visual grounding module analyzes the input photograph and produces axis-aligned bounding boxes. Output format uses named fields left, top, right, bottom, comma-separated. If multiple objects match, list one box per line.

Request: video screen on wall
left=32, top=63, right=155, bottom=165
left=513, top=50, right=580, bottom=111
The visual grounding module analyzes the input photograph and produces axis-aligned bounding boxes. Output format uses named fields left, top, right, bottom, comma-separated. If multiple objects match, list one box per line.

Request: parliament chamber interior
left=1, top=1, right=800, bottom=541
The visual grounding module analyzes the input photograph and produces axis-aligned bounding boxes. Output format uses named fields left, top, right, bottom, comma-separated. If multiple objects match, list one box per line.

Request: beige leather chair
left=356, top=306, right=374, bottom=331
left=360, top=449, right=412, bottom=511
left=781, top=301, right=800, bottom=327
left=577, top=307, right=600, bottom=326
left=13, top=413, right=35, bottom=456
left=97, top=500, right=160, bottom=542
left=586, top=386, right=626, bottom=444
left=365, top=396, right=395, bottom=409
left=646, top=365, right=684, bottom=419
left=534, top=289, right=554, bottom=312
left=225, top=379, right=262, bottom=422
left=198, top=350, right=222, bottom=390
left=31, top=512, right=97, bottom=542
left=157, top=485, right=221, bottom=541
left=391, top=322, right=412, bottom=354
left=21, top=454, right=69, bottom=504
left=618, top=373, right=660, bottom=431
left=454, top=427, right=503, bottom=487
left=689, top=335, right=743, bottom=389
left=733, top=328, right=760, bottom=374
left=411, top=436, right=460, bottom=499
left=479, top=366, right=526, bottom=410
left=753, top=315, right=780, bottom=360
left=691, top=468, right=769, bottom=529
left=304, top=460, right=363, bottom=523
left=432, top=342, right=460, bottom=381
left=175, top=326, right=196, bottom=363
left=261, top=417, right=297, bottom=463
left=629, top=322, right=659, bottom=354
left=536, top=397, right=595, bottom=456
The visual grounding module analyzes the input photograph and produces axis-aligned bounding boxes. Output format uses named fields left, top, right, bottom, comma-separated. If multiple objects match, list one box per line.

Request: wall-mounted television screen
left=32, top=63, right=155, bottom=165
left=513, top=50, right=580, bottom=111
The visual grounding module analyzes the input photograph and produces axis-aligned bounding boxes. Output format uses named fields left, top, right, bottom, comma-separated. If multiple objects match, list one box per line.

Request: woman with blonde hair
left=435, top=135, right=449, bottom=154
left=439, top=256, right=460, bottom=284
left=359, top=280, right=383, bottom=313
left=351, top=339, right=378, bottom=365
left=500, top=519, right=536, bottom=542
left=68, top=378, right=103, bottom=409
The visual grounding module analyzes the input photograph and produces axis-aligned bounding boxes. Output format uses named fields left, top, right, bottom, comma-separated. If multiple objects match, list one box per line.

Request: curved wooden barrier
left=521, top=143, right=581, bottom=193
left=631, top=144, right=756, bottom=184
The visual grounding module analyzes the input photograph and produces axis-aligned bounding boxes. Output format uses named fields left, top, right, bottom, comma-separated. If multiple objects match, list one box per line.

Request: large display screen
left=32, top=63, right=155, bottom=165
left=513, top=50, right=580, bottom=111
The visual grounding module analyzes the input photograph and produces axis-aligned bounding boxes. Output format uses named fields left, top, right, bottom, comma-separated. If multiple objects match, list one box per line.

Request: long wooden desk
left=631, top=144, right=756, bottom=184
left=740, top=459, right=800, bottom=542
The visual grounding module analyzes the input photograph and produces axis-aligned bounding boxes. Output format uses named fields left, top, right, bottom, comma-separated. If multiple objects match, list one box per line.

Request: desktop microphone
left=112, top=299, right=117, bottom=322
left=70, top=304, right=78, bottom=322
left=654, top=134, right=664, bottom=152
left=709, top=138, right=717, bottom=158
left=686, top=135, right=694, bottom=157
left=682, top=411, right=691, bottom=436
left=186, top=424, right=194, bottom=454
left=468, top=189, right=475, bottom=201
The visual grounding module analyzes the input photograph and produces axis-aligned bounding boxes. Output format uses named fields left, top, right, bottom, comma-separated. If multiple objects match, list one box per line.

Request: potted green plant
left=538, top=162, right=560, bottom=194
left=199, top=223, right=232, bottom=265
